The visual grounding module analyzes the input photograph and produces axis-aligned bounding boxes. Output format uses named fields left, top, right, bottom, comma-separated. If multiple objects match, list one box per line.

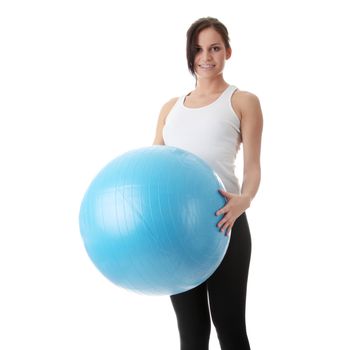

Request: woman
left=153, top=17, right=263, bottom=350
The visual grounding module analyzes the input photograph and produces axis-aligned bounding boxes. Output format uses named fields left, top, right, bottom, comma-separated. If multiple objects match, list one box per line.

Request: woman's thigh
left=170, top=280, right=211, bottom=336
left=207, top=212, right=252, bottom=331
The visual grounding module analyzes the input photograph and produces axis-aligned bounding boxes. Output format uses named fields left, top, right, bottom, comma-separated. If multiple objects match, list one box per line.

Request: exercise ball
left=79, top=146, right=230, bottom=296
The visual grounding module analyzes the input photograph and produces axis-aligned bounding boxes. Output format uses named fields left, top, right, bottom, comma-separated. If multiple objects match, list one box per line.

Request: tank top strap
left=223, top=84, right=238, bottom=98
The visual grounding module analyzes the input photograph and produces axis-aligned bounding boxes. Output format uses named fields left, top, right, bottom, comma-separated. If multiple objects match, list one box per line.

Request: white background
left=1, top=0, right=349, bottom=349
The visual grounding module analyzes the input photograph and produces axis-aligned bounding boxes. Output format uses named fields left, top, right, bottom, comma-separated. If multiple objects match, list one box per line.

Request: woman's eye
left=195, top=46, right=220, bottom=53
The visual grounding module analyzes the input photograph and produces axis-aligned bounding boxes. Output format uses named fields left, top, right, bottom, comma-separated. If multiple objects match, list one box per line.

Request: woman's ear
left=226, top=47, right=232, bottom=60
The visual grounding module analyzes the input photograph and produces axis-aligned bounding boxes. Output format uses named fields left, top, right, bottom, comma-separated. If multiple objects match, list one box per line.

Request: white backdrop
left=1, top=0, right=349, bottom=349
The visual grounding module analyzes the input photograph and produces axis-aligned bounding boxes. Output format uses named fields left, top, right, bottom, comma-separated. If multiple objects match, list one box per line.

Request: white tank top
left=163, top=84, right=242, bottom=194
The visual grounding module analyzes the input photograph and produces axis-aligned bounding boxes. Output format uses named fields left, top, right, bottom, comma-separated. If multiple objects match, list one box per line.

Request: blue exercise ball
left=79, top=146, right=230, bottom=296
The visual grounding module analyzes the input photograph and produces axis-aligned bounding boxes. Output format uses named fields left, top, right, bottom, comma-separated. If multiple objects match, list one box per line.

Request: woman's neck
left=194, top=77, right=229, bottom=96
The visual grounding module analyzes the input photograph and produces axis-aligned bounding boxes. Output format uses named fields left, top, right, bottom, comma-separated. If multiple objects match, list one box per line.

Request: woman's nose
left=202, top=50, right=212, bottom=61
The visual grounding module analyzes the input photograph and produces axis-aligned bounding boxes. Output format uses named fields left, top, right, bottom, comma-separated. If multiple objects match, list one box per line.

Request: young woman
left=153, top=17, right=263, bottom=350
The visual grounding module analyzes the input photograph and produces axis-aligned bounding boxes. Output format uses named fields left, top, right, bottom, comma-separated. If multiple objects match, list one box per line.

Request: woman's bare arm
left=152, top=97, right=178, bottom=145
left=239, top=92, right=264, bottom=204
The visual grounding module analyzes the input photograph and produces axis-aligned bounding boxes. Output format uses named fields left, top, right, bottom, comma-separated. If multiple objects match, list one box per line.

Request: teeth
left=200, top=65, right=214, bottom=68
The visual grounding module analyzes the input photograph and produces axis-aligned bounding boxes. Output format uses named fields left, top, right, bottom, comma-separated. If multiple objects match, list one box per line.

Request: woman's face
left=194, top=27, right=231, bottom=79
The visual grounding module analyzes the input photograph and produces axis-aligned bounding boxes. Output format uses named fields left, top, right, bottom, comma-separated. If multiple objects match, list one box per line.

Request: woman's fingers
left=217, top=216, right=236, bottom=235
left=217, top=217, right=230, bottom=231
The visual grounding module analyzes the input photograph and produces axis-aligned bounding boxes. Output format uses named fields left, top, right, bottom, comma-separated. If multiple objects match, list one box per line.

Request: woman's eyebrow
left=195, top=42, right=221, bottom=47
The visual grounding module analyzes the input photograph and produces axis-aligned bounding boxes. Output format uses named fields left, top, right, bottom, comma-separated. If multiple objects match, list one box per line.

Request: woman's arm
left=152, top=97, right=178, bottom=145
left=240, top=92, right=263, bottom=205
left=216, top=91, right=263, bottom=235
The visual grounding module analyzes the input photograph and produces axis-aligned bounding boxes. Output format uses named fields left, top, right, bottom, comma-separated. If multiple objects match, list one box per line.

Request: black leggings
left=170, top=212, right=252, bottom=350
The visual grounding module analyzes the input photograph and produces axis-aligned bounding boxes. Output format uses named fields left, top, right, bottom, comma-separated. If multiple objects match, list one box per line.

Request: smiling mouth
left=199, top=64, right=215, bottom=69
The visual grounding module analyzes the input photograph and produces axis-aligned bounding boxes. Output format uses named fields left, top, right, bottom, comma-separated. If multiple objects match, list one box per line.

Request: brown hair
left=186, top=17, right=231, bottom=78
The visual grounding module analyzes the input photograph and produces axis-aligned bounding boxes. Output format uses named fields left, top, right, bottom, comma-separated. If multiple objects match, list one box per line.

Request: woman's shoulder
left=232, top=89, right=261, bottom=119
left=233, top=89, right=259, bottom=102
left=163, top=96, right=180, bottom=109
left=158, top=96, right=180, bottom=124
left=161, top=96, right=180, bottom=114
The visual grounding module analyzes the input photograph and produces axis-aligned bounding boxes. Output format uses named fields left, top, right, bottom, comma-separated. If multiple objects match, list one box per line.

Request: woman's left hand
left=216, top=189, right=251, bottom=236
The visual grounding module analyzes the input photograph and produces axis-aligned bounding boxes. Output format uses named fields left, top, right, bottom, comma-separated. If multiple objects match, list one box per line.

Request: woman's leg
left=170, top=280, right=211, bottom=350
left=207, top=212, right=252, bottom=350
